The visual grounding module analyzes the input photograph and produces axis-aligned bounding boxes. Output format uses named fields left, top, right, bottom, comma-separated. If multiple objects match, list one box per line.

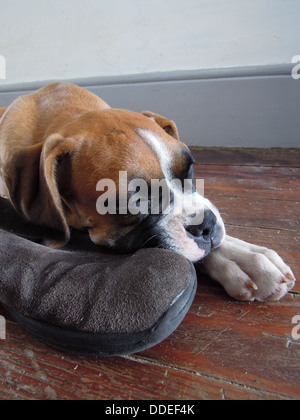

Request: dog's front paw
left=202, top=236, right=296, bottom=302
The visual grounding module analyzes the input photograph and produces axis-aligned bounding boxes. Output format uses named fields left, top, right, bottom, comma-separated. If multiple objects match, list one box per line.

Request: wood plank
left=207, top=195, right=299, bottom=231
left=0, top=320, right=282, bottom=400
left=139, top=290, right=300, bottom=400
left=190, top=148, right=300, bottom=167
left=194, top=165, right=300, bottom=201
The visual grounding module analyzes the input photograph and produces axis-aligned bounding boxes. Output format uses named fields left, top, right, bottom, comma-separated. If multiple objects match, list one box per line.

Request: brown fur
left=0, top=108, right=7, bottom=119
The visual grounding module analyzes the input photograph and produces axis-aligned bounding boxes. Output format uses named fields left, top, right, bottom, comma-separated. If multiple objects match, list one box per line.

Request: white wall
left=0, top=0, right=299, bottom=86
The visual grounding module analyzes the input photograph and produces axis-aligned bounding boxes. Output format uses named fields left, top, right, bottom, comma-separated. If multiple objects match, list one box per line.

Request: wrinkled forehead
left=74, top=109, right=193, bottom=183
left=98, top=109, right=192, bottom=180
left=136, top=128, right=194, bottom=181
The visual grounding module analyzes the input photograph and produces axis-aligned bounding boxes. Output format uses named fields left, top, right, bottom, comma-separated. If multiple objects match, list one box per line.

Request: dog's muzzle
left=185, top=209, right=224, bottom=252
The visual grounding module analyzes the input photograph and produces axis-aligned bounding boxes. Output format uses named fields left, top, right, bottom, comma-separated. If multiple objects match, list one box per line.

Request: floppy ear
left=3, top=134, right=74, bottom=248
left=141, top=111, right=180, bottom=140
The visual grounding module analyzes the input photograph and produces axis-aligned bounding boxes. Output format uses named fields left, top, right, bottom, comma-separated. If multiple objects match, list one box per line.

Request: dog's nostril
left=202, top=228, right=211, bottom=238
left=185, top=210, right=217, bottom=241
left=186, top=225, right=212, bottom=239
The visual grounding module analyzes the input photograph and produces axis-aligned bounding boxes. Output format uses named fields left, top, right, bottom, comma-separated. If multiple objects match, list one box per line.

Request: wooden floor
left=0, top=148, right=299, bottom=400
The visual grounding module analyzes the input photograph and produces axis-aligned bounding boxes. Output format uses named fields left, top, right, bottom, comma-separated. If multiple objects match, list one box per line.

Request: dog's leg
left=199, top=235, right=296, bottom=301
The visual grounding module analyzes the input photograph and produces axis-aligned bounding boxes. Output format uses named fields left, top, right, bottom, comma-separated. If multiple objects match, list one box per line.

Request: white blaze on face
left=137, top=129, right=218, bottom=262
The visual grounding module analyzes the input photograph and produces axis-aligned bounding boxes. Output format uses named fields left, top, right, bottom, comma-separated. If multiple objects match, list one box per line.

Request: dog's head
left=3, top=108, right=225, bottom=262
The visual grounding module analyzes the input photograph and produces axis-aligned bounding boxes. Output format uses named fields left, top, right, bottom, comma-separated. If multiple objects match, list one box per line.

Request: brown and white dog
left=0, top=83, right=295, bottom=301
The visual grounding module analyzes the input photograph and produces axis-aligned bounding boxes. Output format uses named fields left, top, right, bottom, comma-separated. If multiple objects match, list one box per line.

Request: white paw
left=202, top=236, right=296, bottom=302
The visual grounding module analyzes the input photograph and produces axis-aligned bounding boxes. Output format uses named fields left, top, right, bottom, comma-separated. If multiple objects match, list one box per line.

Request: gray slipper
left=0, top=198, right=197, bottom=356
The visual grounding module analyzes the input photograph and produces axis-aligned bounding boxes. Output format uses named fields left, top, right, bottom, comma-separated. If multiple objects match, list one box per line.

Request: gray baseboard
left=0, top=64, right=299, bottom=148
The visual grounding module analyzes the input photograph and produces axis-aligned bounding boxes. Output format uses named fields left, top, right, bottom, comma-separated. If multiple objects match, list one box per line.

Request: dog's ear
left=3, top=134, right=74, bottom=248
left=141, top=111, right=180, bottom=140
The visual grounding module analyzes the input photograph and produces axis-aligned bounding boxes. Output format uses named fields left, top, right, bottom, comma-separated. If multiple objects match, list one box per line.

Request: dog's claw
left=245, top=280, right=258, bottom=291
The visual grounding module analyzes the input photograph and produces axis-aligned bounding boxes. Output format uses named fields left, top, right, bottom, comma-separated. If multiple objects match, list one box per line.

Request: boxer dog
left=0, top=83, right=295, bottom=301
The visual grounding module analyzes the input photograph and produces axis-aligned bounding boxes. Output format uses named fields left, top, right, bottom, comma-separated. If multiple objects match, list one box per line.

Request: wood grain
left=1, top=322, right=281, bottom=400
left=139, top=291, right=300, bottom=400
left=209, top=196, right=299, bottom=231
left=194, top=165, right=300, bottom=201
left=0, top=147, right=299, bottom=400
left=191, top=148, right=300, bottom=168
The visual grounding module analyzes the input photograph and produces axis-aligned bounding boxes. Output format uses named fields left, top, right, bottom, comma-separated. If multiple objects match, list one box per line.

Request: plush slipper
left=0, top=198, right=197, bottom=356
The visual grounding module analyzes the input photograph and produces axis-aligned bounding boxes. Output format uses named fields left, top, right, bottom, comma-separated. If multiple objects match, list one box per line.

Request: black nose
left=185, top=209, right=217, bottom=241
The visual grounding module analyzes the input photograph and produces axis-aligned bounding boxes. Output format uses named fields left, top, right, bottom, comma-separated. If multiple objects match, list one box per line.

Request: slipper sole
left=1, top=265, right=197, bottom=356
